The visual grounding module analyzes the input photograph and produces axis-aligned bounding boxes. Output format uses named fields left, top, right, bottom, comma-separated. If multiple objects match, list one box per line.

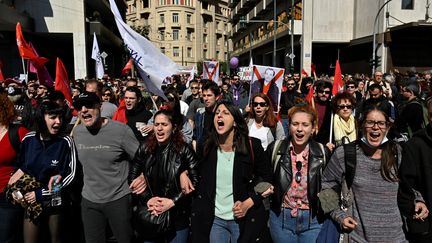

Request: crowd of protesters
left=0, top=68, right=432, bottom=243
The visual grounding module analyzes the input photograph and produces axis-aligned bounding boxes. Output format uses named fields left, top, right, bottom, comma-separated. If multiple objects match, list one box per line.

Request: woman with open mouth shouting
left=8, top=100, right=77, bottom=243
left=266, top=103, right=328, bottom=243
left=190, top=100, right=274, bottom=243
left=129, top=107, right=199, bottom=243
left=321, top=104, right=406, bottom=242
left=247, top=93, right=285, bottom=150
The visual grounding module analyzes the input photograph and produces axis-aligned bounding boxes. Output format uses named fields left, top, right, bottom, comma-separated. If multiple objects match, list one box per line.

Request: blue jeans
left=143, top=228, right=189, bottom=243
left=209, top=216, right=240, bottom=243
left=269, top=208, right=321, bottom=243
left=0, top=193, right=23, bottom=243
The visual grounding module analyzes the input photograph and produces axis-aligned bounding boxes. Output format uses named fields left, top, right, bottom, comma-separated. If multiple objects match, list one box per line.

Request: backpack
left=8, top=123, right=21, bottom=154
left=406, top=99, right=430, bottom=137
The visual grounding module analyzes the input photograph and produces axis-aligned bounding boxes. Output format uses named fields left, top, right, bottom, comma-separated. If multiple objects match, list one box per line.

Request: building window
left=187, top=31, right=192, bottom=41
left=160, top=14, right=165, bottom=24
left=217, top=37, right=220, bottom=46
left=401, top=0, right=414, bottom=9
left=216, top=51, right=220, bottom=59
left=204, top=34, right=208, bottom=43
left=187, top=14, right=192, bottom=24
left=159, top=30, right=165, bottom=40
left=173, top=47, right=180, bottom=57
left=173, top=29, right=179, bottom=40
left=203, top=49, right=207, bottom=59
left=161, top=47, right=166, bottom=54
left=172, top=13, right=179, bottom=23
left=142, top=0, right=149, bottom=8
left=187, top=47, right=192, bottom=58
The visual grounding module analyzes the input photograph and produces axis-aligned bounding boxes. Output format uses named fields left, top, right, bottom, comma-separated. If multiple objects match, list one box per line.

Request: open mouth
left=216, top=120, right=225, bottom=130
left=295, top=133, right=305, bottom=139
left=369, top=132, right=381, bottom=140
left=81, top=114, right=93, bottom=122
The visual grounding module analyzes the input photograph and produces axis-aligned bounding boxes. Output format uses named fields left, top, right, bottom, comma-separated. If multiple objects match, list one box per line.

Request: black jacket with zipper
left=267, top=138, right=327, bottom=220
left=129, top=141, right=199, bottom=230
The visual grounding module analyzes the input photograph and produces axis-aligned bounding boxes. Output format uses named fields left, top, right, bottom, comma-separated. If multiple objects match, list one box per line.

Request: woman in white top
left=247, top=93, right=285, bottom=150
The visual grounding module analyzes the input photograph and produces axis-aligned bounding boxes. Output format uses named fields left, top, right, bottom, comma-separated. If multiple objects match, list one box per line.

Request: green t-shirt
left=215, top=149, right=235, bottom=220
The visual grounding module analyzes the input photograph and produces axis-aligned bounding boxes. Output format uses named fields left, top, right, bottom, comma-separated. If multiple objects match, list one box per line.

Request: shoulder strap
left=270, top=126, right=276, bottom=140
left=8, top=123, right=21, bottom=154
left=342, top=137, right=356, bottom=190
left=272, top=139, right=289, bottom=172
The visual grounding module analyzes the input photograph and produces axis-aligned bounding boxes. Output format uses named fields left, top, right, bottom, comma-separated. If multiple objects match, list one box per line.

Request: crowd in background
left=0, top=68, right=432, bottom=243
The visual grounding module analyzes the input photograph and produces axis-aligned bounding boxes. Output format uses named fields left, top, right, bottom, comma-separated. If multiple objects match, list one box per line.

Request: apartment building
left=125, top=0, right=232, bottom=68
left=230, top=0, right=432, bottom=75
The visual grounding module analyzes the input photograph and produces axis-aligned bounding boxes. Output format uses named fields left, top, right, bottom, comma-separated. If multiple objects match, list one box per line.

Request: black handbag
left=132, top=186, right=172, bottom=237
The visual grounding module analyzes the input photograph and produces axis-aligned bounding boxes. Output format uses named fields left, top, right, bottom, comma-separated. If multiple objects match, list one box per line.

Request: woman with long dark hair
left=247, top=93, right=285, bottom=150
left=321, top=104, right=406, bottom=242
left=190, top=100, right=273, bottom=243
left=8, top=100, right=77, bottom=243
left=130, top=108, right=199, bottom=243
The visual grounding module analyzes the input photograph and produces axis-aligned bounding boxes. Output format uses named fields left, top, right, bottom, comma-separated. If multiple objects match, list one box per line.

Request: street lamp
left=239, top=19, right=291, bottom=67
left=372, top=0, right=394, bottom=75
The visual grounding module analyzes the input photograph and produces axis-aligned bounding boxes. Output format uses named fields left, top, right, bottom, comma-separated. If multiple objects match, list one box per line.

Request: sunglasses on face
left=295, top=161, right=302, bottom=183
left=191, top=86, right=199, bottom=90
left=287, top=83, right=296, bottom=86
left=103, top=93, right=112, bottom=96
left=318, top=90, right=331, bottom=94
left=74, top=102, right=98, bottom=110
left=347, top=85, right=355, bottom=89
left=252, top=102, right=268, bottom=107
left=38, top=86, right=47, bottom=90
left=337, top=105, right=353, bottom=110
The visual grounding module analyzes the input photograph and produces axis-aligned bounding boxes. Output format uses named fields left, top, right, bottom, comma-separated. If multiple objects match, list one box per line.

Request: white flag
left=109, top=0, right=178, bottom=99
left=186, top=65, right=196, bottom=88
left=203, top=61, right=219, bottom=83
left=91, top=33, right=104, bottom=79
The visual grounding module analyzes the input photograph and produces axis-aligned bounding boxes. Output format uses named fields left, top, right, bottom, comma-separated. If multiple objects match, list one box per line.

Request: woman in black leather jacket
left=130, top=108, right=199, bottom=243
left=266, top=103, right=328, bottom=243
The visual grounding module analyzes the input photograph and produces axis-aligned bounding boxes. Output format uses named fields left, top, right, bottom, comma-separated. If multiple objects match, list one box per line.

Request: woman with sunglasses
left=321, top=104, right=406, bottom=242
left=327, top=92, right=357, bottom=150
left=101, top=87, right=118, bottom=119
left=266, top=103, right=328, bottom=243
left=247, top=93, right=285, bottom=150
left=190, top=100, right=273, bottom=243
left=8, top=100, right=77, bottom=243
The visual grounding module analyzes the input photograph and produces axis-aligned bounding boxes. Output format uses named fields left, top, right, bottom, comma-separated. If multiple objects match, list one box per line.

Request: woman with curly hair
left=0, top=91, right=29, bottom=243
left=129, top=108, right=199, bottom=243
left=247, top=93, right=285, bottom=150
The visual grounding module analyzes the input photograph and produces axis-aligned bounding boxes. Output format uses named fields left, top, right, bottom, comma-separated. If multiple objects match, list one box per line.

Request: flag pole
left=21, top=58, right=26, bottom=77
left=329, top=111, right=334, bottom=144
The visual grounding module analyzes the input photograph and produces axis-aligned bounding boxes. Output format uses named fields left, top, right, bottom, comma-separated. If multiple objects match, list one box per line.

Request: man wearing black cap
left=72, top=92, right=145, bottom=243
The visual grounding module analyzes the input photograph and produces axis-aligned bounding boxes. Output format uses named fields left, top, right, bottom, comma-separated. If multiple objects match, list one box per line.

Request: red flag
left=311, top=63, right=316, bottom=74
left=54, top=58, right=73, bottom=108
left=332, top=60, right=344, bottom=96
left=29, top=42, right=53, bottom=87
left=305, top=85, right=314, bottom=105
left=121, top=59, right=133, bottom=76
left=112, top=99, right=128, bottom=124
left=0, top=61, right=4, bottom=81
left=16, top=23, right=49, bottom=66
left=301, top=68, right=309, bottom=77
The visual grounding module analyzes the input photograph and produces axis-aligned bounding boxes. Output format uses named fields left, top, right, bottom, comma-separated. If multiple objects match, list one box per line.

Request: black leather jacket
left=267, top=138, right=327, bottom=219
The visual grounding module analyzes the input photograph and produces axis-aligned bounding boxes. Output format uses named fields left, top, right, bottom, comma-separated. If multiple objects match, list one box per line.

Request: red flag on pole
left=0, top=61, right=5, bottom=81
left=305, top=85, right=314, bottom=104
left=16, top=23, right=49, bottom=66
left=112, top=99, right=128, bottom=124
left=54, top=58, right=73, bottom=109
left=332, top=60, right=344, bottom=96
left=29, top=42, right=53, bottom=87
left=301, top=68, right=309, bottom=77
left=121, top=59, right=133, bottom=76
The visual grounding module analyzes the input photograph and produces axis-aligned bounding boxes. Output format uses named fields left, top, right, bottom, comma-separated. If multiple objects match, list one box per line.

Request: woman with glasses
left=190, top=100, right=273, bottom=243
left=247, top=93, right=285, bottom=150
left=321, top=104, right=406, bottom=242
left=101, top=87, right=118, bottom=119
left=327, top=92, right=357, bottom=150
left=266, top=103, right=328, bottom=243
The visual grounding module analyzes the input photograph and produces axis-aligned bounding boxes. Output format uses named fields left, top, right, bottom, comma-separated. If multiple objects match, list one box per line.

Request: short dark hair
left=124, top=86, right=142, bottom=100
left=201, top=80, right=220, bottom=97
left=331, top=91, right=357, bottom=113
left=35, top=101, right=65, bottom=134
left=368, top=83, right=383, bottom=92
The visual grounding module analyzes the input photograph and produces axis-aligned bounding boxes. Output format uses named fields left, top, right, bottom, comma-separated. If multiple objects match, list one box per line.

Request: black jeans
left=81, top=194, right=132, bottom=243
left=0, top=193, right=23, bottom=243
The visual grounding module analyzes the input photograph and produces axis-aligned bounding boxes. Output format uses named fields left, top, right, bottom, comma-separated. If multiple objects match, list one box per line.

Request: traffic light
left=376, top=56, right=381, bottom=66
